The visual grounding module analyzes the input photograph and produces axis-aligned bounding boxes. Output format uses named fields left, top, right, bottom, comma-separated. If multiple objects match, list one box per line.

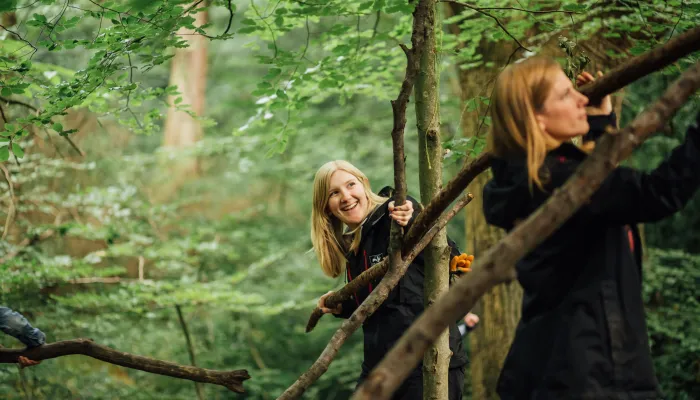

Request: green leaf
left=33, top=13, right=47, bottom=23
left=266, top=68, right=282, bottom=79
left=0, top=146, right=8, bottom=162
left=319, top=79, right=337, bottom=89
left=11, top=142, right=23, bottom=158
left=53, top=123, right=63, bottom=132
left=238, top=26, right=258, bottom=34
left=0, top=0, right=18, bottom=12
left=1, top=87, right=11, bottom=96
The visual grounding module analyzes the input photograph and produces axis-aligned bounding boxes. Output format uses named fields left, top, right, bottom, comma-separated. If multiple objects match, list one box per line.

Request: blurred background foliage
left=0, top=0, right=699, bottom=398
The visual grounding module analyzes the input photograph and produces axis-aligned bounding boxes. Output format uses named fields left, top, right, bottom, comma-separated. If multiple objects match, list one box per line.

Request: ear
left=535, top=113, right=547, bottom=133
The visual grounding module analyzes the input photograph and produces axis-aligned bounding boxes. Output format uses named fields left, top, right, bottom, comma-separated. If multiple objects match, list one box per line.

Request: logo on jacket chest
left=369, top=253, right=383, bottom=265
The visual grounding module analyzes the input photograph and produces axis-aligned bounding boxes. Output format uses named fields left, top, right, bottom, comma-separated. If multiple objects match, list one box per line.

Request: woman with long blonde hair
left=483, top=55, right=700, bottom=399
left=311, top=160, right=475, bottom=399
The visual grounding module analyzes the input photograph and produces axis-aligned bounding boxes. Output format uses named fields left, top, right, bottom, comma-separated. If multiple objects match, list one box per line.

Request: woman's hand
left=388, top=200, right=413, bottom=227
left=318, top=291, right=343, bottom=315
left=576, top=71, right=613, bottom=116
left=464, top=312, right=480, bottom=328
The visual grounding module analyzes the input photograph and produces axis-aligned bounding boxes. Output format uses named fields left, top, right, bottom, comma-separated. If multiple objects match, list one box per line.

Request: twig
left=0, top=24, right=37, bottom=54
left=0, top=97, right=38, bottom=112
left=441, top=0, right=530, bottom=51
left=0, top=164, right=16, bottom=241
left=176, top=305, right=205, bottom=400
left=0, top=103, right=7, bottom=123
left=441, top=1, right=580, bottom=14
left=0, top=339, right=251, bottom=393
left=222, top=0, right=234, bottom=36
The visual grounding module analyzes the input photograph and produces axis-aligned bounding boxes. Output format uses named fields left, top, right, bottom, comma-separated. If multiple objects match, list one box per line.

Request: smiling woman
left=326, top=170, right=370, bottom=230
left=309, top=160, right=474, bottom=400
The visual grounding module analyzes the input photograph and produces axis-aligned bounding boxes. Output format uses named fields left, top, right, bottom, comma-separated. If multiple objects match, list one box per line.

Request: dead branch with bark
left=0, top=339, right=250, bottom=393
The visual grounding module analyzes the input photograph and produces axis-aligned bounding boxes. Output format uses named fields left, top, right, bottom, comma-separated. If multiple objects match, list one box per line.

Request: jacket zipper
left=363, top=250, right=373, bottom=293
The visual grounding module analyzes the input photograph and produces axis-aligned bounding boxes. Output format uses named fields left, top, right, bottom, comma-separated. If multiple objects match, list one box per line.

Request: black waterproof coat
left=335, top=190, right=468, bottom=376
left=483, top=113, right=700, bottom=399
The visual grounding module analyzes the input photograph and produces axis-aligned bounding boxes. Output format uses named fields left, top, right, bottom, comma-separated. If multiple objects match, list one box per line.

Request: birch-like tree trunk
left=158, top=2, right=208, bottom=199
left=415, top=1, right=450, bottom=398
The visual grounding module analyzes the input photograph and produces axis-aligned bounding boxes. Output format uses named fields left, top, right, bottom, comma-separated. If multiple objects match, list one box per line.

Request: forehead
left=550, top=70, right=572, bottom=92
left=329, top=170, right=358, bottom=187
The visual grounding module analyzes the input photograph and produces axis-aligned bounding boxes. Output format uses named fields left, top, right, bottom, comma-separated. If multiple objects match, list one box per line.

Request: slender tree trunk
left=415, top=1, right=449, bottom=398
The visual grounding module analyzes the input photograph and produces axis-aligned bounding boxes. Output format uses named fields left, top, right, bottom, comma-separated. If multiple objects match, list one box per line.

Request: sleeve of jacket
left=583, top=112, right=617, bottom=143
left=0, top=307, right=46, bottom=348
left=332, top=296, right=359, bottom=319
left=552, top=113, right=700, bottom=224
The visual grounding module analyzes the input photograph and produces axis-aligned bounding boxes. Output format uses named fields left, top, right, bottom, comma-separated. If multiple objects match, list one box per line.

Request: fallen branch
left=280, top=194, right=473, bottom=400
left=0, top=339, right=250, bottom=393
left=351, top=60, right=700, bottom=400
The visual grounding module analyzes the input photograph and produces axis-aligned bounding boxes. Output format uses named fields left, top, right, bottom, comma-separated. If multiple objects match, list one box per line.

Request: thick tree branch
left=351, top=60, right=700, bottom=400
left=578, top=26, right=700, bottom=105
left=281, top=194, right=473, bottom=400
left=0, top=339, right=250, bottom=393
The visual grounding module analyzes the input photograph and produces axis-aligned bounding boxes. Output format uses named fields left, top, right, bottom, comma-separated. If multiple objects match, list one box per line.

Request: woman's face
left=536, top=69, right=590, bottom=142
left=326, top=170, right=369, bottom=229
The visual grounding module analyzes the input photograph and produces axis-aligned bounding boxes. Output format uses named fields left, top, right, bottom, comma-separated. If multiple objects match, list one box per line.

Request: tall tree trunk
left=415, top=1, right=450, bottom=398
left=443, top=4, right=523, bottom=399
left=158, top=2, right=208, bottom=200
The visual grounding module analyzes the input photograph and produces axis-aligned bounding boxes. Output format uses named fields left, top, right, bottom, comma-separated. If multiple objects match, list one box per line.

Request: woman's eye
left=348, top=182, right=355, bottom=188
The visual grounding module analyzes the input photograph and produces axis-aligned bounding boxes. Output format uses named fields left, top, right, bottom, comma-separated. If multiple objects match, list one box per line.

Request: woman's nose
left=580, top=92, right=589, bottom=107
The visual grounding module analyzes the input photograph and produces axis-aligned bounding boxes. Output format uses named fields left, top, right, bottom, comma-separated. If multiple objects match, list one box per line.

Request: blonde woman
left=483, top=56, right=700, bottom=399
left=311, top=160, right=474, bottom=400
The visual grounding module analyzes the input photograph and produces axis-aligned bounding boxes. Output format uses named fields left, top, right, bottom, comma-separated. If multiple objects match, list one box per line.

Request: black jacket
left=483, top=113, right=700, bottom=399
left=335, top=190, right=468, bottom=374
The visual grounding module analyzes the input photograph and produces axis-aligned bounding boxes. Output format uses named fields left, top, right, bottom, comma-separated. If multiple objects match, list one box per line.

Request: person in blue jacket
left=482, top=55, right=700, bottom=399
left=0, top=307, right=45, bottom=367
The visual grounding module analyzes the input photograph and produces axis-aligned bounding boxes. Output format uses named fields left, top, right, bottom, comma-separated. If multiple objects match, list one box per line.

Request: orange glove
left=450, top=253, right=474, bottom=273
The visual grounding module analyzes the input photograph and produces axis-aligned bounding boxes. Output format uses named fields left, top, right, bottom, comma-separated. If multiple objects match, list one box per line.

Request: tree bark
left=163, top=3, right=208, bottom=149
left=0, top=339, right=250, bottom=393
left=414, top=1, right=450, bottom=398
left=350, top=59, right=700, bottom=400
left=158, top=1, right=208, bottom=200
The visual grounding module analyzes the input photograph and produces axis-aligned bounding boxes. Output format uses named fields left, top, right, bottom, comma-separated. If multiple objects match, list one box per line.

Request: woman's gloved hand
left=450, top=253, right=474, bottom=273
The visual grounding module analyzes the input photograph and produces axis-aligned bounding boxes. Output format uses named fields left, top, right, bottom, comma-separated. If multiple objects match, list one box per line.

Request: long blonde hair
left=311, top=160, right=387, bottom=278
left=488, top=56, right=563, bottom=190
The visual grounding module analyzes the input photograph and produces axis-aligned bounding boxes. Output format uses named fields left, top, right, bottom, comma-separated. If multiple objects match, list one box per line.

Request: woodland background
left=0, top=0, right=699, bottom=399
